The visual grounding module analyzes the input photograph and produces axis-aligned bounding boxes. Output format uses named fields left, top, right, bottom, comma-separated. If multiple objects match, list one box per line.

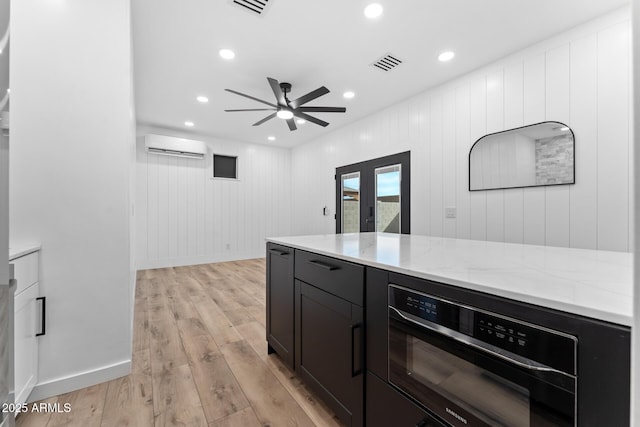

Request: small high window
left=213, top=154, right=238, bottom=179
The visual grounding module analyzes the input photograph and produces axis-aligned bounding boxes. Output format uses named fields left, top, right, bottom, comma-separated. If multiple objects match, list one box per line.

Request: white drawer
left=11, top=252, right=39, bottom=295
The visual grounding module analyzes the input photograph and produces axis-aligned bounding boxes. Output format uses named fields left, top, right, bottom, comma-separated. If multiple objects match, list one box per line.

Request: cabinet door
left=295, top=280, right=363, bottom=427
left=14, top=283, right=39, bottom=406
left=266, top=243, right=295, bottom=369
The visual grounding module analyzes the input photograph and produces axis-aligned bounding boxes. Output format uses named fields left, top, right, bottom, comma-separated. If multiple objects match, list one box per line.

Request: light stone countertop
left=267, top=233, right=633, bottom=327
left=9, top=243, right=41, bottom=261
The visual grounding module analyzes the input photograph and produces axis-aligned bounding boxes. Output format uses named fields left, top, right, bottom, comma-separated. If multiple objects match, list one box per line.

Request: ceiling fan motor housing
left=279, top=82, right=292, bottom=94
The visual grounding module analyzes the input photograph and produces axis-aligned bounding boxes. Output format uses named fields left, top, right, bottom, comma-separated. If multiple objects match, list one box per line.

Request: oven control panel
left=389, top=284, right=577, bottom=376
left=476, top=312, right=530, bottom=350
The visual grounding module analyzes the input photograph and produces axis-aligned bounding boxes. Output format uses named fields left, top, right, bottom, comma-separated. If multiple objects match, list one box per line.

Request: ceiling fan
left=224, top=77, right=346, bottom=131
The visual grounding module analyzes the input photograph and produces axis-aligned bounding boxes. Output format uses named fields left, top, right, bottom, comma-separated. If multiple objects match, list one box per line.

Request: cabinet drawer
left=366, top=372, right=445, bottom=427
left=295, top=250, right=364, bottom=305
left=12, top=252, right=39, bottom=295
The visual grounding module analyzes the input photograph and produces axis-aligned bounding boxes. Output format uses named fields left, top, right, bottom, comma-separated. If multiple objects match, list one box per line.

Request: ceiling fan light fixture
left=196, top=95, right=209, bottom=103
left=268, top=136, right=276, bottom=141
left=343, top=91, right=355, bottom=99
left=277, top=109, right=294, bottom=120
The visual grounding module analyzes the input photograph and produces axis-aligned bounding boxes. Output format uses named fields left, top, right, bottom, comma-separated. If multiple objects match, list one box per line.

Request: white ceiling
left=132, top=0, right=629, bottom=148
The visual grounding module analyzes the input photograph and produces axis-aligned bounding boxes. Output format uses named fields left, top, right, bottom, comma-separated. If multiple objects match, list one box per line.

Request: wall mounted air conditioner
left=144, top=134, right=207, bottom=159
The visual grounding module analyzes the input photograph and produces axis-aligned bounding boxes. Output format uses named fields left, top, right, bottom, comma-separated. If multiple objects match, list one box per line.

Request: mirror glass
left=469, top=121, right=574, bottom=191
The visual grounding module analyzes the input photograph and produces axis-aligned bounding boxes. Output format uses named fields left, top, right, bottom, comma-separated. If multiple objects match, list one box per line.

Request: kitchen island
left=266, top=232, right=632, bottom=427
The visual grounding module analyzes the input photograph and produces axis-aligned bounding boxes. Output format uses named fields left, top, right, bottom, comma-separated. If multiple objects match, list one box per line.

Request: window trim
left=212, top=153, right=239, bottom=180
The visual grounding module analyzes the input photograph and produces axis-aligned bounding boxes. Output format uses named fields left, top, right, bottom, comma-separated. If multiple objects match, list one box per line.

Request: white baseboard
left=136, top=251, right=266, bottom=270
left=27, top=359, right=131, bottom=403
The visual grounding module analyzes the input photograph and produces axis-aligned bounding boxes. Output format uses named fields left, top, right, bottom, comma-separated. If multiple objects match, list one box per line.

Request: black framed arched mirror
left=469, top=121, right=575, bottom=191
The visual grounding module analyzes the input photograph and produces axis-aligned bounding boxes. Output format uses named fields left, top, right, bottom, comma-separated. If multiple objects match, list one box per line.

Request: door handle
left=351, top=323, right=362, bottom=377
left=36, top=296, right=46, bottom=337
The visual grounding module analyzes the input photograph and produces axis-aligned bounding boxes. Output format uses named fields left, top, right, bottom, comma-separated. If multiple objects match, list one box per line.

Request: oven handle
left=389, top=306, right=574, bottom=378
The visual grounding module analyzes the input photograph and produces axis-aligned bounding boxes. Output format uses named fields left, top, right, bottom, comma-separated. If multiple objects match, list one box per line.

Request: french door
left=336, top=152, right=410, bottom=234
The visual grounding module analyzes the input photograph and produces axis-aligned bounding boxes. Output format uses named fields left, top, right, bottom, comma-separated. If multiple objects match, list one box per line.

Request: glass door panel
left=375, top=164, right=401, bottom=233
left=341, top=172, right=361, bottom=233
left=336, top=152, right=410, bottom=234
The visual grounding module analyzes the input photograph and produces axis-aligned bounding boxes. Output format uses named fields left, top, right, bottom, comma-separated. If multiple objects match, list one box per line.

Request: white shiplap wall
left=136, top=127, right=292, bottom=269
left=292, top=9, right=632, bottom=252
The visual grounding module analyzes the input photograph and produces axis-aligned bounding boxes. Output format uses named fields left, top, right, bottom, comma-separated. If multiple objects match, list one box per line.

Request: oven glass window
left=406, top=336, right=530, bottom=426
left=390, top=323, right=573, bottom=427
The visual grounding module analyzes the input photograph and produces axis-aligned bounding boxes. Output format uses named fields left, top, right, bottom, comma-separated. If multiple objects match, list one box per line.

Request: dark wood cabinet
left=294, top=249, right=365, bottom=305
left=266, top=242, right=631, bottom=427
left=295, top=279, right=364, bottom=427
left=266, top=245, right=366, bottom=426
left=266, top=242, right=295, bottom=369
left=365, top=267, right=388, bottom=380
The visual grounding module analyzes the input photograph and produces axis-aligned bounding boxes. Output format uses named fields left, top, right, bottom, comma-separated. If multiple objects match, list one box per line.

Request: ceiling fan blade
left=295, top=112, right=329, bottom=127
left=286, top=118, right=297, bottom=131
left=225, top=89, right=277, bottom=108
left=267, top=77, right=286, bottom=105
left=252, top=113, right=277, bottom=126
left=225, top=108, right=276, bottom=112
left=289, top=86, right=330, bottom=109
left=298, top=106, right=346, bottom=113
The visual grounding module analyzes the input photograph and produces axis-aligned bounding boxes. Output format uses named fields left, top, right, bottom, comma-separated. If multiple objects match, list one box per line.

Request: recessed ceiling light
left=268, top=136, right=276, bottom=141
left=184, top=121, right=194, bottom=127
left=438, top=51, right=455, bottom=62
left=296, top=119, right=306, bottom=124
left=219, top=49, right=235, bottom=60
left=196, top=96, right=209, bottom=103
left=364, top=3, right=383, bottom=19
left=276, top=109, right=294, bottom=120
left=343, top=91, right=355, bottom=99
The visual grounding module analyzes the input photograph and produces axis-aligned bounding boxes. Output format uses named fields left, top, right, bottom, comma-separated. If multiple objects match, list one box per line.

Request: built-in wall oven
left=388, top=284, right=577, bottom=427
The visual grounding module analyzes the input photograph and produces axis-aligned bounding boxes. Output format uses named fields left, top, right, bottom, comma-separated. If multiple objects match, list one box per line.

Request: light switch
left=445, top=206, right=457, bottom=219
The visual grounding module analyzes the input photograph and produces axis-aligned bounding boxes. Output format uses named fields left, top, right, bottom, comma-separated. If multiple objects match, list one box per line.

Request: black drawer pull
left=36, top=296, right=46, bottom=337
left=269, top=248, right=289, bottom=256
left=307, top=260, right=339, bottom=271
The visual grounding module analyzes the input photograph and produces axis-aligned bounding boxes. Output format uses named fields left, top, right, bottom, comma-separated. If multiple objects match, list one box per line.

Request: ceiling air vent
left=230, top=0, right=271, bottom=16
left=371, top=54, right=403, bottom=72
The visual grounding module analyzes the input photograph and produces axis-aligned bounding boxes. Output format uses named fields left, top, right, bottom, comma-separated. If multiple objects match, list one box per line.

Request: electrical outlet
left=445, top=207, right=457, bottom=219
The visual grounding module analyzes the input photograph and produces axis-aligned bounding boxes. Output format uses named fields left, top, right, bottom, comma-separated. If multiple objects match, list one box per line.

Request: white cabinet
left=11, top=250, right=40, bottom=406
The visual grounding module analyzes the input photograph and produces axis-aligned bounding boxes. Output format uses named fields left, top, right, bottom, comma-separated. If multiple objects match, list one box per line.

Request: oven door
left=389, top=307, right=576, bottom=427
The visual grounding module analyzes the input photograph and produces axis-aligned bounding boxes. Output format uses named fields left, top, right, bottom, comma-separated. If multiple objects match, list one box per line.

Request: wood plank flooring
left=16, top=259, right=342, bottom=427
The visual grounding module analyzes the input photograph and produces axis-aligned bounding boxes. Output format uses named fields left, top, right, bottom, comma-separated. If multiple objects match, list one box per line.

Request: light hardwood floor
left=16, top=259, right=343, bottom=427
